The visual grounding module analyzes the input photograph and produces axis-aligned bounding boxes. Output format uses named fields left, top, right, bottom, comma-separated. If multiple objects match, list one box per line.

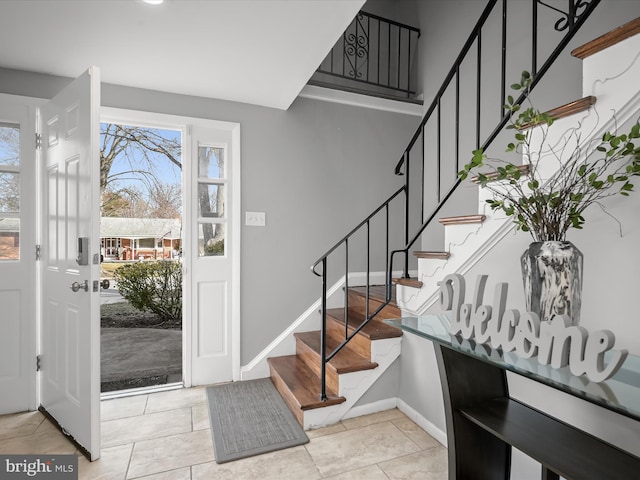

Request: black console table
left=387, top=315, right=640, bottom=480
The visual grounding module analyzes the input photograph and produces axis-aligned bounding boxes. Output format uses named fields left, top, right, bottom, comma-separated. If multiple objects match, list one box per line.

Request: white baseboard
left=341, top=396, right=448, bottom=448
left=397, top=398, right=448, bottom=448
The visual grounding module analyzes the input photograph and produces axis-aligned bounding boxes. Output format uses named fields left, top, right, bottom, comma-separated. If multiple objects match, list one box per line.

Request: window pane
left=0, top=124, right=19, bottom=167
left=0, top=172, right=19, bottom=214
left=198, top=183, right=224, bottom=218
left=0, top=218, right=19, bottom=260
left=198, top=146, right=224, bottom=179
left=198, top=223, right=224, bottom=257
left=139, top=238, right=155, bottom=248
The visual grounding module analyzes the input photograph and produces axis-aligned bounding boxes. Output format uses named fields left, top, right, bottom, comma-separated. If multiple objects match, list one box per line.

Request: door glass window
left=0, top=123, right=20, bottom=260
left=198, top=145, right=226, bottom=257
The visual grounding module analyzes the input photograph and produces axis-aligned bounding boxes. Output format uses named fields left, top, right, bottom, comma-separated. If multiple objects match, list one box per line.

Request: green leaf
left=511, top=83, right=521, bottom=90
left=570, top=193, right=583, bottom=202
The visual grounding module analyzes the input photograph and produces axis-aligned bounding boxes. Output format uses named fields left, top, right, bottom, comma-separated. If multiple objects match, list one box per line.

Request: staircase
left=268, top=286, right=402, bottom=429
left=264, top=1, right=640, bottom=430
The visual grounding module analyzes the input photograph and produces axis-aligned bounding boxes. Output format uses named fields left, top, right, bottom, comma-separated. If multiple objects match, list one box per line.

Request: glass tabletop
left=386, top=315, right=640, bottom=422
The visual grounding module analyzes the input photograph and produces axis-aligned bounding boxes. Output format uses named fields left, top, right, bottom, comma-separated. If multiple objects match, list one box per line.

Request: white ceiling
left=0, top=0, right=365, bottom=110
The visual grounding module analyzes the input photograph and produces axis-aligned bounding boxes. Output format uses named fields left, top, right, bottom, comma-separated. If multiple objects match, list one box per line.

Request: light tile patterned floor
left=0, top=386, right=448, bottom=479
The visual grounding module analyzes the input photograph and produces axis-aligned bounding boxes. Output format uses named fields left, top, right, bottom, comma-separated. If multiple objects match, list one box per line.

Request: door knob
left=70, top=280, right=89, bottom=292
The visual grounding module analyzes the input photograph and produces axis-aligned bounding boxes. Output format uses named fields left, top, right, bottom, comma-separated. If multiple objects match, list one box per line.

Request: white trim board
left=299, top=85, right=423, bottom=117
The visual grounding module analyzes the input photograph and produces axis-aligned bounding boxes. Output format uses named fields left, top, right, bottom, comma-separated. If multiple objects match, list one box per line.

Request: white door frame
left=100, top=107, right=241, bottom=385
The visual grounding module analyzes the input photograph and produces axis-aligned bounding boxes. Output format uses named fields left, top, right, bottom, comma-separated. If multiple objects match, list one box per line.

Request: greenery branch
left=458, top=71, right=640, bottom=242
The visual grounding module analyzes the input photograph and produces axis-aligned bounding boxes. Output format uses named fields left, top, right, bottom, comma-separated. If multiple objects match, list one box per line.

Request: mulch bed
left=101, top=302, right=181, bottom=330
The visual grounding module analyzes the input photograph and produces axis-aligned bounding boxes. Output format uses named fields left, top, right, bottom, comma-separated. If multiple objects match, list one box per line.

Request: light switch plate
left=245, top=211, right=266, bottom=226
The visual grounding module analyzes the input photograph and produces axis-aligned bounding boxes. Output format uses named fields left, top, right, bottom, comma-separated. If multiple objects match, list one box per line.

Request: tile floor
left=0, top=386, right=448, bottom=479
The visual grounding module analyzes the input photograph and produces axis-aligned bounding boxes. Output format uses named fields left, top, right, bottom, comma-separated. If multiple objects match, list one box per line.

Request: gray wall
left=0, top=66, right=419, bottom=365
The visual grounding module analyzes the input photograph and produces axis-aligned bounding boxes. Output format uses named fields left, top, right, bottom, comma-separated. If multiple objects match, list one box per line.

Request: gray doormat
left=206, top=378, right=309, bottom=463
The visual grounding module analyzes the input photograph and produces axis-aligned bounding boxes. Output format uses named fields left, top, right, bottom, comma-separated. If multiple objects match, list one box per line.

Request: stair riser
left=295, top=337, right=340, bottom=394
left=347, top=290, right=401, bottom=318
left=326, top=315, right=371, bottom=358
left=268, top=363, right=304, bottom=425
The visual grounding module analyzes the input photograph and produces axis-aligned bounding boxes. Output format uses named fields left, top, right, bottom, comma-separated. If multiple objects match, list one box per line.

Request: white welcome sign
left=438, top=274, right=628, bottom=383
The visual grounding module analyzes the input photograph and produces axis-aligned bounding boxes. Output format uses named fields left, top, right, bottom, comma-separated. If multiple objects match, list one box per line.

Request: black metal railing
left=312, top=0, right=601, bottom=401
left=314, top=11, right=421, bottom=98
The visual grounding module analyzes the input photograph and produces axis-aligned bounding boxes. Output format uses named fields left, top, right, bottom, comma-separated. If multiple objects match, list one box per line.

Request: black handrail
left=315, top=10, right=421, bottom=98
left=312, top=0, right=601, bottom=402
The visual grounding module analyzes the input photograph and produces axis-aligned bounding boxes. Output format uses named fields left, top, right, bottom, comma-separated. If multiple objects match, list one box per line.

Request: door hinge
left=35, top=133, right=42, bottom=150
left=35, top=244, right=41, bottom=261
left=36, top=355, right=42, bottom=372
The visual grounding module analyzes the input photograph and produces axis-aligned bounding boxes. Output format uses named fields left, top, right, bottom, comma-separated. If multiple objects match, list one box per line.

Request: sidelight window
left=0, top=123, right=20, bottom=260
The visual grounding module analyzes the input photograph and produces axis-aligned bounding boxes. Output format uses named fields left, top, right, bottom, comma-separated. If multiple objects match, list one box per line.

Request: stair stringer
left=397, top=31, right=640, bottom=316
left=302, top=336, right=402, bottom=430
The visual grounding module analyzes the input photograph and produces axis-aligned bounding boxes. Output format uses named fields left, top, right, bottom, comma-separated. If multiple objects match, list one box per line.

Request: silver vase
left=520, top=241, right=583, bottom=325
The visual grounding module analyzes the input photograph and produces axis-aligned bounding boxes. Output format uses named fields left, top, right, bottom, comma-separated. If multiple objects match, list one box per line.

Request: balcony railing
left=313, top=11, right=421, bottom=99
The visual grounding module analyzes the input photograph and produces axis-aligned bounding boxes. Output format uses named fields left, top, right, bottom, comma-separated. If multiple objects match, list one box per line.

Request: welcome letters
left=439, top=274, right=628, bottom=383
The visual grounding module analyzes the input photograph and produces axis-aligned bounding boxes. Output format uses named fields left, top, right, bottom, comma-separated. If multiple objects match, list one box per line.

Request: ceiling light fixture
left=142, top=0, right=164, bottom=5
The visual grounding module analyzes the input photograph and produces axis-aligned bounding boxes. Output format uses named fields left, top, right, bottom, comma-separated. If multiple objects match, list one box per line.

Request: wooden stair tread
left=472, top=164, right=530, bottom=183
left=268, top=356, right=345, bottom=410
left=439, top=214, right=486, bottom=225
left=392, top=277, right=423, bottom=288
left=521, top=96, right=597, bottom=129
left=413, top=251, right=450, bottom=259
left=572, top=16, right=640, bottom=59
left=327, top=308, right=403, bottom=340
left=539, top=96, right=597, bottom=124
left=295, top=331, right=378, bottom=374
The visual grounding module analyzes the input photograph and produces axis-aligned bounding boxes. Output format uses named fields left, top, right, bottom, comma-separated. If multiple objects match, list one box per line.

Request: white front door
left=40, top=68, right=101, bottom=460
left=0, top=97, right=38, bottom=415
